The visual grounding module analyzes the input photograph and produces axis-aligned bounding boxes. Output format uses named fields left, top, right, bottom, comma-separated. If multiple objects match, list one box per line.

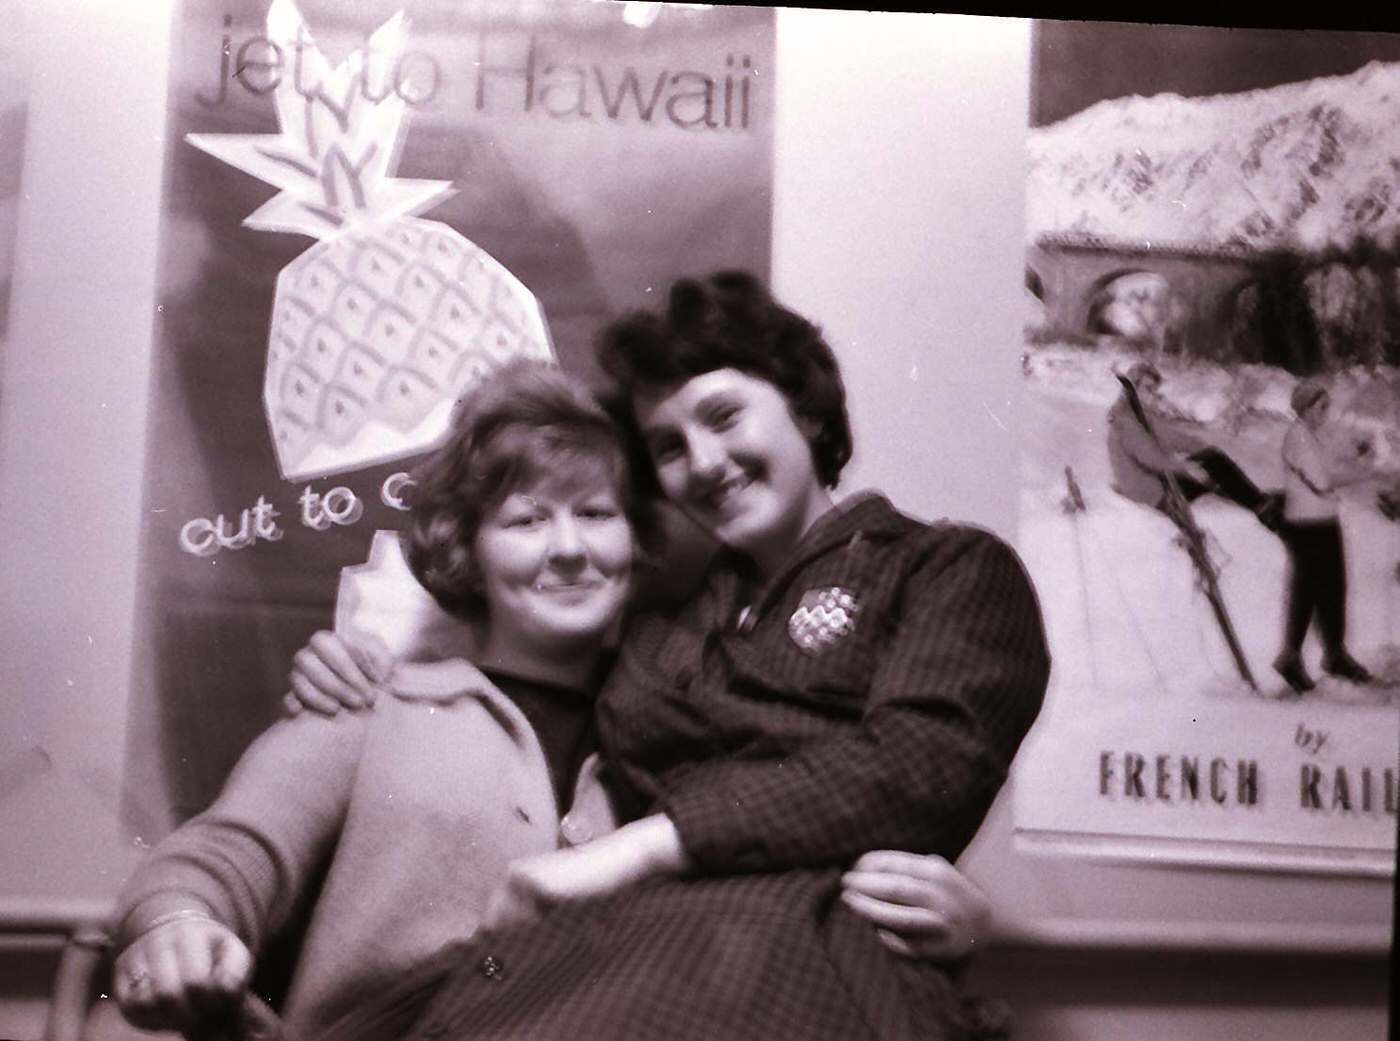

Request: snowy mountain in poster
left=1028, top=61, right=1400, bottom=250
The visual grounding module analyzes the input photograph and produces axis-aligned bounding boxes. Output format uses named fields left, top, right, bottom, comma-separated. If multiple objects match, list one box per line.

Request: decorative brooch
left=788, top=587, right=860, bottom=654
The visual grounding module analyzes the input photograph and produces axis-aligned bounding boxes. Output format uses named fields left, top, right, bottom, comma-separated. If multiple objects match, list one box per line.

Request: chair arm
left=45, top=925, right=112, bottom=1041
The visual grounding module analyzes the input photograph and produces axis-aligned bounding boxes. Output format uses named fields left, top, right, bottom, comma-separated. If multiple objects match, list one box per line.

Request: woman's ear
left=794, top=412, right=824, bottom=443
left=801, top=418, right=821, bottom=439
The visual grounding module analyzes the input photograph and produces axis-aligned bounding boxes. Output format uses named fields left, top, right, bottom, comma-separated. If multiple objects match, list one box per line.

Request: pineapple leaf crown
left=186, top=0, right=453, bottom=239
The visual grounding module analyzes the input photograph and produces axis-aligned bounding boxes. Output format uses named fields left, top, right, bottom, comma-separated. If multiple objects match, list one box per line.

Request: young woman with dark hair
left=297, top=273, right=1051, bottom=1041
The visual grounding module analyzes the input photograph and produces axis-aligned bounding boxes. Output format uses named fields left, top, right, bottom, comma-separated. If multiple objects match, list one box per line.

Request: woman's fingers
left=288, top=674, right=350, bottom=717
left=171, top=927, right=229, bottom=1017
left=308, top=631, right=377, bottom=704
left=209, top=927, right=254, bottom=993
left=842, top=853, right=991, bottom=964
left=113, top=952, right=157, bottom=1024
left=875, top=928, right=916, bottom=958
left=843, top=890, right=973, bottom=963
left=842, top=868, right=956, bottom=910
left=352, top=631, right=397, bottom=687
left=848, top=849, right=958, bottom=883
left=289, top=655, right=361, bottom=715
left=174, top=924, right=249, bottom=1016
left=144, top=932, right=198, bottom=1028
left=845, top=852, right=991, bottom=926
left=840, top=888, right=950, bottom=935
left=114, top=922, right=252, bottom=1033
left=285, top=631, right=396, bottom=714
left=114, top=944, right=189, bottom=1030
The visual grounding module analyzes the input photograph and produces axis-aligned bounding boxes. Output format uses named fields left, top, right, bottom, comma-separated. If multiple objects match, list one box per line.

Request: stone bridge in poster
left=1026, top=232, right=1286, bottom=358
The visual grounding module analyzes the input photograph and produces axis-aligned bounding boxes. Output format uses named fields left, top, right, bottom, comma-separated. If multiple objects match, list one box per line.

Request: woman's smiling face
left=633, top=368, right=832, bottom=575
left=474, top=476, right=634, bottom=661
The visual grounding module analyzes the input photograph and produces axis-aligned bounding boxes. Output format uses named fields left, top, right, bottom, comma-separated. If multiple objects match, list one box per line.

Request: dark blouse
left=480, top=668, right=596, bottom=814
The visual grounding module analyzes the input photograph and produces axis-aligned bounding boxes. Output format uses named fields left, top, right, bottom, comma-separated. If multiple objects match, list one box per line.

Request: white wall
left=0, top=0, right=174, bottom=907
left=773, top=12, right=1029, bottom=539
left=0, top=6, right=174, bottom=1037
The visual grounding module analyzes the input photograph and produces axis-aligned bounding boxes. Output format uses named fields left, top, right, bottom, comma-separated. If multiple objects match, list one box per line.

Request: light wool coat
left=113, top=659, right=616, bottom=1040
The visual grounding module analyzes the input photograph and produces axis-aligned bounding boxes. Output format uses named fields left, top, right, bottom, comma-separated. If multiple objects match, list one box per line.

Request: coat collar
left=387, top=657, right=494, bottom=704
left=388, top=657, right=619, bottom=844
left=706, top=491, right=908, bottom=623
left=388, top=658, right=539, bottom=750
left=797, top=490, right=908, bottom=554
left=721, top=491, right=905, bottom=568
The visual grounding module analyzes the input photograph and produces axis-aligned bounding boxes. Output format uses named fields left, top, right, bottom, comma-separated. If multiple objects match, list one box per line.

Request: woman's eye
left=708, top=406, right=739, bottom=431
left=502, top=513, right=543, bottom=529
left=578, top=506, right=619, bottom=521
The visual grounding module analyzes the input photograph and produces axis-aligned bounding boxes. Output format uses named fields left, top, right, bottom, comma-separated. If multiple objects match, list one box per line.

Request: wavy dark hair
left=594, top=270, right=853, bottom=488
left=403, top=360, right=655, bottom=620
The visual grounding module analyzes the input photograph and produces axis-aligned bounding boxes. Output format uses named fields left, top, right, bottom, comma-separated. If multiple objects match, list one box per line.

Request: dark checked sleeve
left=660, top=529, right=1050, bottom=872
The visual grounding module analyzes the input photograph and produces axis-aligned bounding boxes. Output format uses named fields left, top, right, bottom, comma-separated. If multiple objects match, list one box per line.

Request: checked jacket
left=326, top=493, right=1050, bottom=1041
left=602, top=492, right=1050, bottom=872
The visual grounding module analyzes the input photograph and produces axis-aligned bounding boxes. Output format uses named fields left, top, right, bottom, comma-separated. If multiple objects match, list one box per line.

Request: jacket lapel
left=734, top=493, right=906, bottom=622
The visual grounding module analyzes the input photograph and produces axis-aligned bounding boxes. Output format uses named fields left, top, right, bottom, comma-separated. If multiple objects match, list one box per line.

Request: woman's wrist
left=624, top=814, right=691, bottom=877
left=135, top=908, right=219, bottom=938
left=118, top=894, right=218, bottom=948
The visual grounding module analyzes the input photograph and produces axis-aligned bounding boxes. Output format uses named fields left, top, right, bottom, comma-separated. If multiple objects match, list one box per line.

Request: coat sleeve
left=1283, top=424, right=1335, bottom=495
left=1110, top=404, right=1181, bottom=474
left=113, top=713, right=364, bottom=954
left=1154, top=415, right=1207, bottom=455
left=659, top=531, right=1051, bottom=872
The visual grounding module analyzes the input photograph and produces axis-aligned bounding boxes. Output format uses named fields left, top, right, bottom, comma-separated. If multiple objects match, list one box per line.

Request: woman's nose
left=546, top=515, right=586, bottom=563
left=686, top=431, right=726, bottom=483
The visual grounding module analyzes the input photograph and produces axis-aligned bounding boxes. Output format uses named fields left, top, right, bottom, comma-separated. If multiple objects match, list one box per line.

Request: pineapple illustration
left=188, top=0, right=553, bottom=481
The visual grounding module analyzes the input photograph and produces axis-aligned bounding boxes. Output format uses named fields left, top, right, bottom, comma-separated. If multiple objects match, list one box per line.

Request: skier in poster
left=1273, top=377, right=1375, bottom=693
left=1105, top=360, right=1282, bottom=688
left=1106, top=361, right=1282, bottom=527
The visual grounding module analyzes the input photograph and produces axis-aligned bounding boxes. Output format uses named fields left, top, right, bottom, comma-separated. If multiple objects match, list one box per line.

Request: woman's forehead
left=633, top=368, right=783, bottom=426
left=502, top=463, right=623, bottom=505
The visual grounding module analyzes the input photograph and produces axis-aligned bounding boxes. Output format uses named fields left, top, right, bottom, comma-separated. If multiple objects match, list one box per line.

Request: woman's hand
left=113, top=915, right=253, bottom=1033
left=284, top=630, right=395, bottom=716
left=840, top=851, right=991, bottom=964
left=1178, top=459, right=1212, bottom=487
left=483, top=815, right=689, bottom=933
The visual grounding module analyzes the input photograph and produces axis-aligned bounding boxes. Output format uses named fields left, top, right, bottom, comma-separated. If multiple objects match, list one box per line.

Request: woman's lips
left=697, top=473, right=752, bottom=513
left=533, top=580, right=605, bottom=598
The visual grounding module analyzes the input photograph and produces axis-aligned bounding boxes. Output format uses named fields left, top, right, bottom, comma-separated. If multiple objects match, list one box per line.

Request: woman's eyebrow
left=694, top=391, right=738, bottom=413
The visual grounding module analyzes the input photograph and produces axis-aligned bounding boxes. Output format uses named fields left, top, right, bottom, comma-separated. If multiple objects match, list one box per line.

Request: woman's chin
left=531, top=607, right=622, bottom=650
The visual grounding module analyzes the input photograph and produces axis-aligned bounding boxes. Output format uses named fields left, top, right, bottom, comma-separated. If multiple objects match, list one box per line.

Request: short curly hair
left=594, top=271, right=853, bottom=488
left=403, top=360, right=653, bottom=620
